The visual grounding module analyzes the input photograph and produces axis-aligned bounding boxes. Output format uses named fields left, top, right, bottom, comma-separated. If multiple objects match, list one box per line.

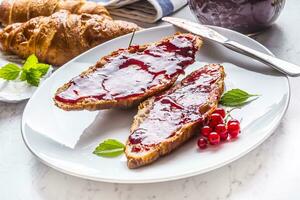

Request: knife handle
left=223, top=40, right=300, bottom=77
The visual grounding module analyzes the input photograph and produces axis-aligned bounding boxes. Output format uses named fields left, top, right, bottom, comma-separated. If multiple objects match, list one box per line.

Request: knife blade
left=162, top=17, right=300, bottom=77
left=163, top=17, right=228, bottom=44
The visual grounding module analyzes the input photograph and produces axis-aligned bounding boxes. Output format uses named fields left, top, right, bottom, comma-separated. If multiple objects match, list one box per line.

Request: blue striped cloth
left=94, top=0, right=187, bottom=23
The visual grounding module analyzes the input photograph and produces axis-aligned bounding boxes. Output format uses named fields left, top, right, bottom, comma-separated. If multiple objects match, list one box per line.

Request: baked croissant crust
left=0, top=11, right=140, bottom=66
left=0, top=0, right=111, bottom=25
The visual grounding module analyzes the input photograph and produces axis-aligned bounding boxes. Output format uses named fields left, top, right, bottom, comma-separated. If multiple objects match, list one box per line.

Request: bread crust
left=125, top=64, right=225, bottom=169
left=53, top=33, right=203, bottom=111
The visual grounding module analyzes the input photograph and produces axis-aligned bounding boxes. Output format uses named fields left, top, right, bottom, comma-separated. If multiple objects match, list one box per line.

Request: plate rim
left=21, top=24, right=291, bottom=184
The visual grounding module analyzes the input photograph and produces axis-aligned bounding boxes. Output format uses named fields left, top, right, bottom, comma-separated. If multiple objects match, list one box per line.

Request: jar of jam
left=188, top=0, right=286, bottom=34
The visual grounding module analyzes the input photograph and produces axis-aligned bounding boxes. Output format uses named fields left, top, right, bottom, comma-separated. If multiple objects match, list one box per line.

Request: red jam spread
left=55, top=35, right=198, bottom=103
left=129, top=64, right=223, bottom=150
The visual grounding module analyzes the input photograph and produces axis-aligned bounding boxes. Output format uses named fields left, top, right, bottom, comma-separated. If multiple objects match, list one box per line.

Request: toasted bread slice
left=54, top=33, right=203, bottom=111
left=125, top=64, right=225, bottom=169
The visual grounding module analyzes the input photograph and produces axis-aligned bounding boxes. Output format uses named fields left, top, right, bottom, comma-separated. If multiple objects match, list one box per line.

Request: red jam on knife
left=128, top=64, right=223, bottom=150
left=55, top=35, right=198, bottom=103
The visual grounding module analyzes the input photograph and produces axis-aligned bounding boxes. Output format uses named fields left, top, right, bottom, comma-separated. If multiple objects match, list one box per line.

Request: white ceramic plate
left=21, top=25, right=290, bottom=183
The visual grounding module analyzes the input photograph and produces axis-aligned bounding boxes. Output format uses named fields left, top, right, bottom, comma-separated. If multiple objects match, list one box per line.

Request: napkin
left=96, top=0, right=187, bottom=23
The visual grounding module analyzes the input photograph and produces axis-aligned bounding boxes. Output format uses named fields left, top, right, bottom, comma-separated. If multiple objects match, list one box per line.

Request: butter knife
left=163, top=17, right=300, bottom=77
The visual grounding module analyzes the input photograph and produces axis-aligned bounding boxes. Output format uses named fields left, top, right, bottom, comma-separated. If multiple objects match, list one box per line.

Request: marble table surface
left=1, top=1, right=300, bottom=199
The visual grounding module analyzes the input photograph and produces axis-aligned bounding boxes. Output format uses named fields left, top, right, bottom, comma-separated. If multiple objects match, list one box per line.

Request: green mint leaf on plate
left=25, top=68, right=42, bottom=87
left=220, top=89, right=259, bottom=107
left=21, top=54, right=50, bottom=86
left=35, top=63, right=50, bottom=76
left=0, top=63, right=21, bottom=80
left=93, top=139, right=125, bottom=157
left=0, top=54, right=50, bottom=86
left=23, top=54, right=38, bottom=70
left=19, top=70, right=27, bottom=81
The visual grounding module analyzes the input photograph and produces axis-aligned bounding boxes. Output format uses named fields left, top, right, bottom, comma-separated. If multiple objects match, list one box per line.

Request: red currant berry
left=213, top=108, right=226, bottom=118
left=220, top=131, right=229, bottom=141
left=228, top=122, right=240, bottom=138
left=201, top=126, right=212, bottom=137
left=227, top=119, right=239, bottom=126
left=197, top=137, right=208, bottom=149
left=209, top=113, right=224, bottom=128
left=208, top=132, right=220, bottom=145
left=215, top=124, right=228, bottom=140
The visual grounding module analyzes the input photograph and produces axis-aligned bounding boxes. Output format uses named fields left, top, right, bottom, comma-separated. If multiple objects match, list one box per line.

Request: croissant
left=0, top=11, right=140, bottom=66
left=0, top=0, right=111, bottom=25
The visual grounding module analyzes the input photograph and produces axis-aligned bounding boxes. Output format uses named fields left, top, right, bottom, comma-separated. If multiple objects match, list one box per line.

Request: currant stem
left=128, top=31, right=136, bottom=47
left=224, top=107, right=240, bottom=122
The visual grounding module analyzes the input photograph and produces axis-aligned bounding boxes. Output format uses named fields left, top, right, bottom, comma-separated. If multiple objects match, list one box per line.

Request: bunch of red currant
left=197, top=108, right=241, bottom=150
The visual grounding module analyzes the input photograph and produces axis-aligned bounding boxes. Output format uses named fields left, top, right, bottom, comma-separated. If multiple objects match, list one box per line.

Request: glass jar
left=188, top=0, right=286, bottom=34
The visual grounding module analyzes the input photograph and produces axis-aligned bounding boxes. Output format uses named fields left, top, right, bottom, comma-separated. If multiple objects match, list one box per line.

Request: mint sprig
left=0, top=63, right=21, bottom=80
left=24, top=68, right=42, bottom=87
left=93, top=139, right=125, bottom=158
left=0, top=54, right=50, bottom=87
left=220, top=89, right=259, bottom=107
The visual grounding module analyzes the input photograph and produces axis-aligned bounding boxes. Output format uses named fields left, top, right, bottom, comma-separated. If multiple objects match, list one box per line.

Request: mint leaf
left=20, top=67, right=44, bottom=86
left=93, top=139, right=125, bottom=157
left=220, top=89, right=259, bottom=107
left=25, top=68, right=42, bottom=87
left=19, top=71, right=27, bottom=81
left=20, top=54, right=50, bottom=86
left=0, top=63, right=21, bottom=80
left=0, top=54, right=50, bottom=86
left=23, top=54, right=38, bottom=70
left=35, top=63, right=50, bottom=76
